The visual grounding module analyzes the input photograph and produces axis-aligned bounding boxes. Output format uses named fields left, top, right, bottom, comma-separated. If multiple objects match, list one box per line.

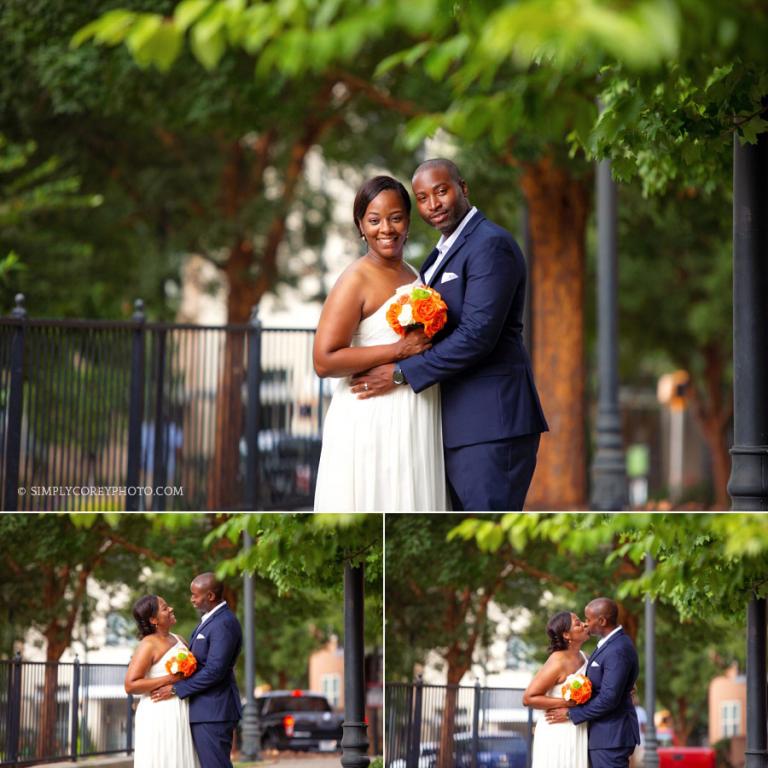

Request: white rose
left=170, top=661, right=179, bottom=674
left=397, top=304, right=414, bottom=326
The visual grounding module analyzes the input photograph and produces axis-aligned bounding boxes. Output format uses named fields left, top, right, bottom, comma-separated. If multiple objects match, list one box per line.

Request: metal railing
left=0, top=296, right=327, bottom=511
left=385, top=680, right=534, bottom=768
left=0, top=655, right=133, bottom=766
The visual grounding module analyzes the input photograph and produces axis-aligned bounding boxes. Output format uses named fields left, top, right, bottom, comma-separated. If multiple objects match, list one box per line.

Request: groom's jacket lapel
left=426, top=211, right=486, bottom=287
left=588, top=627, right=625, bottom=667
left=419, top=247, right=440, bottom=283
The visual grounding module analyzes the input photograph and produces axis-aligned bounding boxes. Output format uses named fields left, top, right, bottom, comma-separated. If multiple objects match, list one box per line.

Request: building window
left=721, top=700, right=741, bottom=737
left=321, top=674, right=341, bottom=708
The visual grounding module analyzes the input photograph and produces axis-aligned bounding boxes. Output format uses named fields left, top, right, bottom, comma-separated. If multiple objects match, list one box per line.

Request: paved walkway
left=42, top=752, right=350, bottom=768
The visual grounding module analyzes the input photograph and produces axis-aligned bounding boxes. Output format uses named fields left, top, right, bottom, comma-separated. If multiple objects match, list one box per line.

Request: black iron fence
left=0, top=655, right=133, bottom=766
left=385, top=681, right=534, bottom=768
left=0, top=296, right=327, bottom=511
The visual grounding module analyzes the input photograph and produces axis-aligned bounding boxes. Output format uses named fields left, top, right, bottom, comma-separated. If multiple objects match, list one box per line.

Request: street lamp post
left=728, top=127, right=768, bottom=510
left=240, top=529, right=262, bottom=760
left=591, top=155, right=628, bottom=510
left=745, top=595, right=767, bottom=768
left=643, top=554, right=659, bottom=768
left=341, top=562, right=369, bottom=768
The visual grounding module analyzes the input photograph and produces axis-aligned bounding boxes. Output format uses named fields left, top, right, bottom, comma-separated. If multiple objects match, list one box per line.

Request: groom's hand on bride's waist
left=351, top=364, right=396, bottom=399
left=150, top=684, right=175, bottom=702
left=545, top=707, right=570, bottom=724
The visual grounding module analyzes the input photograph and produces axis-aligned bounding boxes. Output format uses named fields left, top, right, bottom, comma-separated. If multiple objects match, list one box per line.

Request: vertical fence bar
left=526, top=704, right=534, bottom=768
left=407, top=677, right=424, bottom=768
left=126, top=693, right=134, bottom=753
left=3, top=295, right=27, bottom=511
left=125, top=300, right=145, bottom=511
left=5, top=653, right=22, bottom=763
left=70, top=656, right=80, bottom=761
left=245, top=307, right=262, bottom=511
left=152, top=328, right=168, bottom=511
left=471, top=681, right=481, bottom=768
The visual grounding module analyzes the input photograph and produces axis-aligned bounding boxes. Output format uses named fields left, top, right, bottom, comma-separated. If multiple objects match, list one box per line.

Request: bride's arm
left=522, top=655, right=576, bottom=710
left=313, top=270, right=430, bottom=378
left=124, top=639, right=180, bottom=695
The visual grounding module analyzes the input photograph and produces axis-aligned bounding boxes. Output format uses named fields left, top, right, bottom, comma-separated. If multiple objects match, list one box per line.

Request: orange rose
left=412, top=298, right=438, bottom=324
left=386, top=301, right=406, bottom=337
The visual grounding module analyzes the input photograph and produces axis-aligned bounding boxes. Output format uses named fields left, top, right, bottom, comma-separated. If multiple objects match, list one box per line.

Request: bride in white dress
left=313, top=175, right=449, bottom=511
left=523, top=611, right=590, bottom=768
left=125, top=595, right=200, bottom=768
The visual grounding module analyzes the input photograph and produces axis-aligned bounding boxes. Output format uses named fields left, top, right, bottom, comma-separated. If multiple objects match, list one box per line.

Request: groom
left=546, top=597, right=640, bottom=768
left=351, top=158, right=548, bottom=510
left=151, top=572, right=243, bottom=768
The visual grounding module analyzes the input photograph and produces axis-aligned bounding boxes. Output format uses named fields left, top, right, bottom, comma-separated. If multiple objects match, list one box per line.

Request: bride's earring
left=359, top=233, right=367, bottom=256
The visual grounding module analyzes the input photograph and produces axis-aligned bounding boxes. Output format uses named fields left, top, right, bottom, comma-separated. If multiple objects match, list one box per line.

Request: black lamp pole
left=728, top=126, right=768, bottom=510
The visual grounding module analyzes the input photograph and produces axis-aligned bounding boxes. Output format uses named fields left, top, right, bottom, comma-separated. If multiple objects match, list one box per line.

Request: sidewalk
left=236, top=753, right=342, bottom=768
left=41, top=757, right=132, bottom=768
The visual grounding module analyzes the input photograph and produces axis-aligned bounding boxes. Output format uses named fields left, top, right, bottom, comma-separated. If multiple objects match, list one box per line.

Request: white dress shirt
left=424, top=206, right=478, bottom=285
left=597, top=624, right=623, bottom=648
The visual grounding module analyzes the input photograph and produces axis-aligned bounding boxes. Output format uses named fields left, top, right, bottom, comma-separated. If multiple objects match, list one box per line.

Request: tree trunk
left=519, top=156, right=590, bottom=509
left=687, top=344, right=732, bottom=509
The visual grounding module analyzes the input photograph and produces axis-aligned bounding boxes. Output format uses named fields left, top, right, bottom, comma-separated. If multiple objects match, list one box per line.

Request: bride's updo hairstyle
left=546, top=610, right=573, bottom=653
left=132, top=595, right=159, bottom=639
left=353, top=176, right=411, bottom=239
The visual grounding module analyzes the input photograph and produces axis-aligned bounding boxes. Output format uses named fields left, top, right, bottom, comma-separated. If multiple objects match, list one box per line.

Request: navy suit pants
left=191, top=721, right=237, bottom=768
left=588, top=747, right=635, bottom=768
left=445, top=433, right=540, bottom=511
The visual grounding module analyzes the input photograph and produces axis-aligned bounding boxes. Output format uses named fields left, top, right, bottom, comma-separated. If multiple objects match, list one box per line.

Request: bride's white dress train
left=313, top=282, right=449, bottom=511
left=531, top=652, right=589, bottom=768
left=133, top=634, right=200, bottom=768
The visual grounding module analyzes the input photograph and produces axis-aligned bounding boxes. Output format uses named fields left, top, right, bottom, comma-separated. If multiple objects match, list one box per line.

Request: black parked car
left=454, top=732, right=528, bottom=768
left=257, top=690, right=343, bottom=752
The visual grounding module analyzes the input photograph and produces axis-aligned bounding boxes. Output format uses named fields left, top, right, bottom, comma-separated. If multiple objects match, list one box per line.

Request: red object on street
left=658, top=747, right=715, bottom=768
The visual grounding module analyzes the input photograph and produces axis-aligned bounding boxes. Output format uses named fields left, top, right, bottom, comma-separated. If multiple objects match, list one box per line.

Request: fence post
left=526, top=702, right=534, bottom=768
left=407, top=676, right=424, bottom=768
left=5, top=652, right=22, bottom=762
left=3, top=295, right=27, bottom=511
left=70, top=655, right=80, bottom=761
left=126, top=694, right=134, bottom=754
left=125, top=300, right=145, bottom=511
left=151, top=328, right=167, bottom=511
left=471, top=682, right=481, bottom=768
left=245, top=305, right=262, bottom=511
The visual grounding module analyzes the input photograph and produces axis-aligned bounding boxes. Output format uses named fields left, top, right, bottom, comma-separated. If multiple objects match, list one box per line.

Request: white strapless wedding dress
left=314, top=282, right=449, bottom=511
left=133, top=635, right=200, bottom=768
left=531, top=652, right=589, bottom=768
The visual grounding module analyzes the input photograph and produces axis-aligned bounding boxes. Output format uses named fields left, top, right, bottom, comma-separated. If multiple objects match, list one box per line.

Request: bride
left=125, top=595, right=200, bottom=768
left=523, top=611, right=590, bottom=768
left=313, top=175, right=449, bottom=511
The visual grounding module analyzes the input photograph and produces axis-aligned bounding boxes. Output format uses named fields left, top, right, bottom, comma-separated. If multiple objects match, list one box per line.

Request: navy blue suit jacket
left=400, top=211, right=547, bottom=448
left=174, top=605, right=243, bottom=724
left=569, top=628, right=641, bottom=750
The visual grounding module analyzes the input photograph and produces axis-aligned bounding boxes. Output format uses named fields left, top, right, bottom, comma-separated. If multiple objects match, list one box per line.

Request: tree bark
left=687, top=344, right=732, bottom=509
left=519, top=155, right=590, bottom=509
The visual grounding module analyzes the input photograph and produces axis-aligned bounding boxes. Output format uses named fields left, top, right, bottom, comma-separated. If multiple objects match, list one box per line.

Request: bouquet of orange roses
left=386, top=284, right=448, bottom=339
left=165, top=649, right=197, bottom=678
left=561, top=673, right=592, bottom=704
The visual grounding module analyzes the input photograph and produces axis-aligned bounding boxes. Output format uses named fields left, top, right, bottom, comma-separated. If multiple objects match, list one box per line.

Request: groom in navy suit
left=152, top=572, right=243, bottom=768
left=547, top=597, right=640, bottom=768
left=352, top=158, right=548, bottom=510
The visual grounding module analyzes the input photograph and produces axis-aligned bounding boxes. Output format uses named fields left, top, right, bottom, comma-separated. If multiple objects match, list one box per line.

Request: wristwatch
left=565, top=709, right=571, bottom=721
left=171, top=684, right=178, bottom=696
left=393, top=365, right=407, bottom=385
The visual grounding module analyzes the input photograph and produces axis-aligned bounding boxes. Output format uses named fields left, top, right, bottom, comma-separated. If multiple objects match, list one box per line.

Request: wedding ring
left=364, top=383, right=369, bottom=391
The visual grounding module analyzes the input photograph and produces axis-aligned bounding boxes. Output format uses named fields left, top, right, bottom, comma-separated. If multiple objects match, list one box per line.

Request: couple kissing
left=523, top=597, right=641, bottom=768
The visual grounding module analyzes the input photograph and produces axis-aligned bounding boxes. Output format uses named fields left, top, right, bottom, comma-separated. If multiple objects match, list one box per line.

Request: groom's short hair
left=588, top=597, right=619, bottom=626
left=193, top=572, right=224, bottom=601
left=413, top=158, right=464, bottom=186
